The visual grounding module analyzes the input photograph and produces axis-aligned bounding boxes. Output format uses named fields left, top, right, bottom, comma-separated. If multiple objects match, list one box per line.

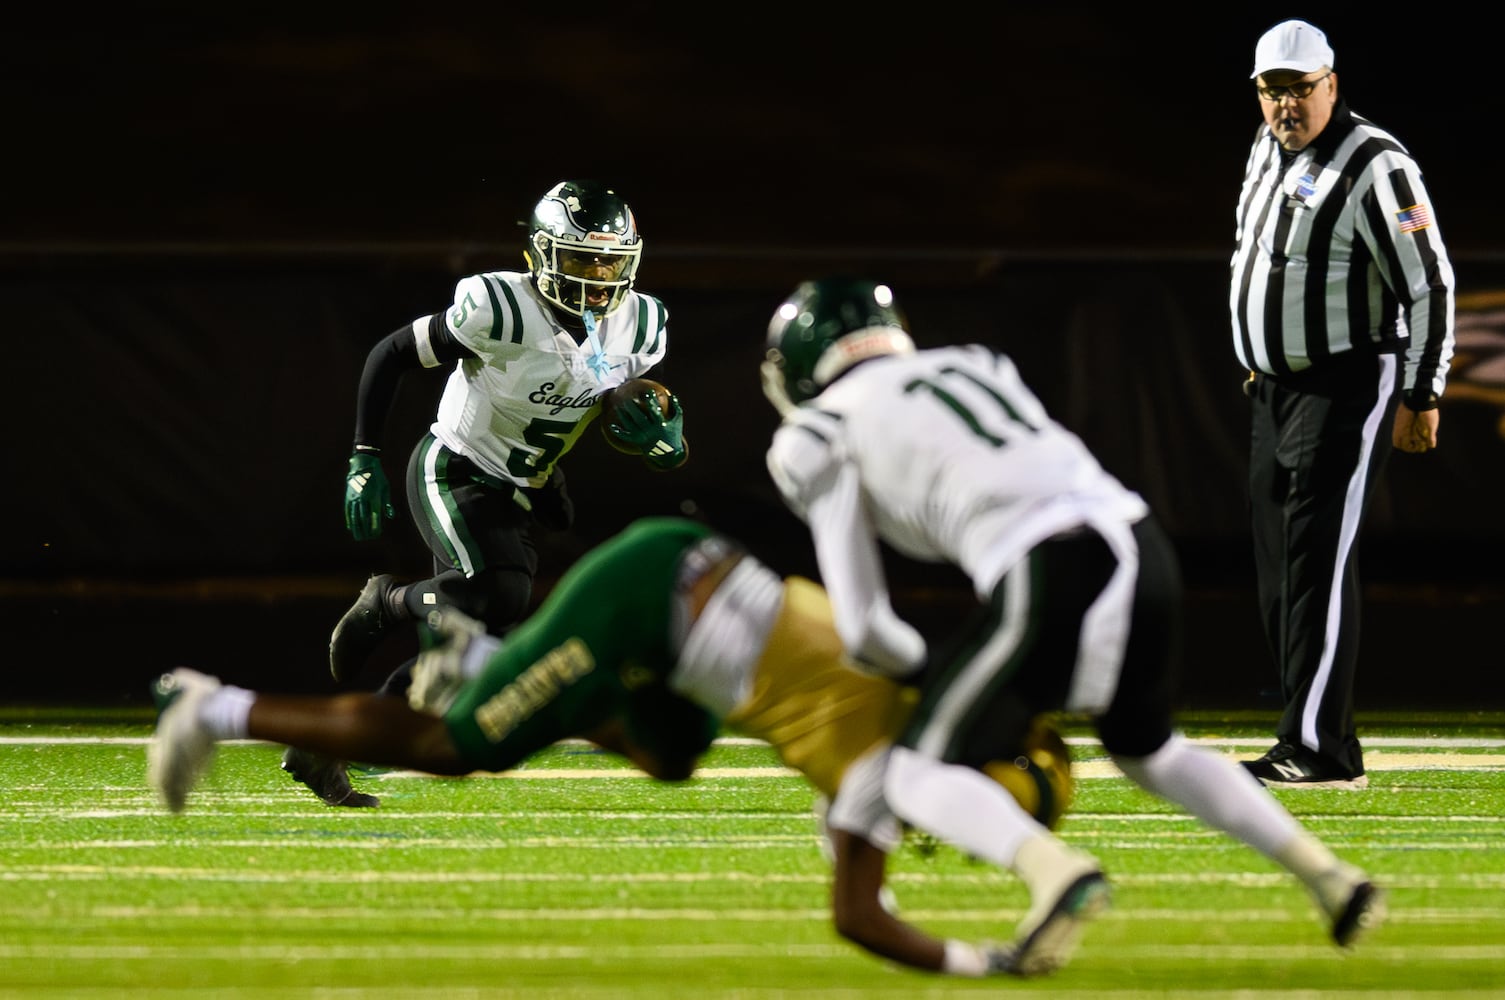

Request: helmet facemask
left=530, top=233, right=642, bottom=320
left=525, top=181, right=643, bottom=323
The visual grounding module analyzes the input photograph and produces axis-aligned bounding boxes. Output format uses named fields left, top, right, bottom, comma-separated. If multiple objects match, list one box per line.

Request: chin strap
left=580, top=309, right=613, bottom=382
left=760, top=359, right=798, bottom=418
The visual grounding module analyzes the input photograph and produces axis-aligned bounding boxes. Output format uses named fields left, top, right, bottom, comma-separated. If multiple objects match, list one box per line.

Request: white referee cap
left=1251, top=19, right=1334, bottom=79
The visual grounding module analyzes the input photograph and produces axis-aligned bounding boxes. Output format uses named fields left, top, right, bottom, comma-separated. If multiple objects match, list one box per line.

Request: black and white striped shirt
left=1229, top=100, right=1455, bottom=406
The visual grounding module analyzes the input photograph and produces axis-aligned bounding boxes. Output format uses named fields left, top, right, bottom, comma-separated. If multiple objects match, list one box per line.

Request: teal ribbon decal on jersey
left=581, top=311, right=612, bottom=382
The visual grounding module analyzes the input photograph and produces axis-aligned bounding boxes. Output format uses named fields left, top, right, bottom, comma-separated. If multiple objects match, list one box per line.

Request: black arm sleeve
left=351, top=316, right=475, bottom=451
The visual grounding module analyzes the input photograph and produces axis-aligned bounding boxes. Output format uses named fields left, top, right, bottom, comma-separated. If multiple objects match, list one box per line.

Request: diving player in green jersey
left=148, top=516, right=1071, bottom=979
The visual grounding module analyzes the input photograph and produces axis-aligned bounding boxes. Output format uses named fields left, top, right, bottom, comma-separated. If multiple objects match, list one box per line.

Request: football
left=599, top=378, right=673, bottom=455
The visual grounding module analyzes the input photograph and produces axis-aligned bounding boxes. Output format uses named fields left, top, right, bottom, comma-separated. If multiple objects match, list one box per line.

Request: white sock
left=461, top=634, right=502, bottom=678
left=884, top=746, right=1043, bottom=869
left=197, top=686, right=255, bottom=741
left=1273, top=831, right=1344, bottom=883
left=1276, top=835, right=1364, bottom=916
left=1013, top=832, right=1098, bottom=896
left=1111, top=732, right=1303, bottom=858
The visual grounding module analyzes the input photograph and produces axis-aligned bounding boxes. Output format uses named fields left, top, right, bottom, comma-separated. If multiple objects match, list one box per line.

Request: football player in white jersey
left=760, top=277, right=1385, bottom=976
left=291, top=180, right=688, bottom=807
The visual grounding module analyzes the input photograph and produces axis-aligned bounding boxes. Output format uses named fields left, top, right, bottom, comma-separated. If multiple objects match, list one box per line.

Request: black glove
left=526, top=466, right=575, bottom=532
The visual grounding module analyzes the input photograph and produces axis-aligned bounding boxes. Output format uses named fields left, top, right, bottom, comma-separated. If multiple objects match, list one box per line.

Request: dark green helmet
left=523, top=180, right=643, bottom=320
left=761, top=277, right=916, bottom=412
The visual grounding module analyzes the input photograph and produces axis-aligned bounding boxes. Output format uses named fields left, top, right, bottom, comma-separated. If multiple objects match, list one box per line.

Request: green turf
left=1, top=713, right=1502, bottom=998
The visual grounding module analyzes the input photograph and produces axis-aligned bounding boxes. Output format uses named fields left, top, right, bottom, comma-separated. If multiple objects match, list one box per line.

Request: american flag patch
left=1396, top=204, right=1431, bottom=233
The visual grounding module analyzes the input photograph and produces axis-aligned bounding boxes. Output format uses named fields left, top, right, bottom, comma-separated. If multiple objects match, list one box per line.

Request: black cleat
left=281, top=746, right=379, bottom=808
left=329, top=573, right=397, bottom=682
left=1241, top=743, right=1367, bottom=789
left=1330, top=879, right=1387, bottom=948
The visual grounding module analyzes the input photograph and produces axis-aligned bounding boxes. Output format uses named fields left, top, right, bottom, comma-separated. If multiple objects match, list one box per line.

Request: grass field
left=2, top=707, right=1503, bottom=998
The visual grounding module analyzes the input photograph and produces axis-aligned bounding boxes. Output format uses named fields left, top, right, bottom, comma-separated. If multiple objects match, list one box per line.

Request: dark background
left=3, top=8, right=1502, bottom=709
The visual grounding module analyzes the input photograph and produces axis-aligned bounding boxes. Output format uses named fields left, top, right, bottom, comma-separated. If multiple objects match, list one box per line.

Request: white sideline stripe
left=6, top=734, right=1505, bottom=748
left=2, top=749, right=1500, bottom=791
left=6, top=808, right=1505, bottom=826
left=0, top=942, right=1499, bottom=965
left=6, top=867, right=1505, bottom=889
left=21, top=903, right=1502, bottom=923
left=6, top=834, right=1503, bottom=852
left=379, top=765, right=800, bottom=783
left=373, top=752, right=1505, bottom=781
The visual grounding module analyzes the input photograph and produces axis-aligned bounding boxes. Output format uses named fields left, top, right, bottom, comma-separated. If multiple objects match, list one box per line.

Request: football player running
left=152, top=516, right=1076, bottom=977
left=298, top=180, right=689, bottom=808
left=760, top=277, right=1387, bottom=976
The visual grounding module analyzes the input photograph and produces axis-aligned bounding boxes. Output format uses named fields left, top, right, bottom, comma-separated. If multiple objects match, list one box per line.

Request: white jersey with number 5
left=418, top=270, right=668, bottom=487
left=765, top=344, right=1148, bottom=671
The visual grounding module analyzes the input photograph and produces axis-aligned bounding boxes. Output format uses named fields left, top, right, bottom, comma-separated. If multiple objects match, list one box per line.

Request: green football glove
left=609, top=390, right=688, bottom=471
left=344, top=451, right=395, bottom=541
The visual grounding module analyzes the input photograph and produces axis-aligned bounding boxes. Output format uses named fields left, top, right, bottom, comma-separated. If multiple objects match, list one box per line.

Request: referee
left=1229, top=20, right=1456, bottom=788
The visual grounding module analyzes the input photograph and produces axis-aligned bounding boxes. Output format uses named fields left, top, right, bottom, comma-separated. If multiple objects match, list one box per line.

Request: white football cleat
left=408, top=608, right=496, bottom=715
left=147, top=668, right=221, bottom=813
left=1005, top=837, right=1112, bottom=976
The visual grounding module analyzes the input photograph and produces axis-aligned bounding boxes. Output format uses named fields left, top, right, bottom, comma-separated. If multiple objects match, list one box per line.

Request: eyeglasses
left=1256, top=71, right=1331, bottom=103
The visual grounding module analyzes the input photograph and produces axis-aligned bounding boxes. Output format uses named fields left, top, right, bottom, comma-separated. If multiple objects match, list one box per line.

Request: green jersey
left=443, top=517, right=720, bottom=771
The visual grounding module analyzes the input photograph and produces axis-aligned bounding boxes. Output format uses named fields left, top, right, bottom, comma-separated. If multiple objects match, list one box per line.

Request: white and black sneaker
left=1242, top=743, right=1368, bottom=790
left=146, top=668, right=221, bottom=813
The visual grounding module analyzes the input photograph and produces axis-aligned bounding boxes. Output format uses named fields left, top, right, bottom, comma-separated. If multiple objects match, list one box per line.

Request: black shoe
left=1241, top=743, right=1367, bottom=789
left=281, top=746, right=379, bottom=808
left=329, top=573, right=397, bottom=682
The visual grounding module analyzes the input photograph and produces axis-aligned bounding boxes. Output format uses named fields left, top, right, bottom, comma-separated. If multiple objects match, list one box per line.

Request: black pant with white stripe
left=401, top=432, right=542, bottom=634
left=1247, top=352, right=1399, bottom=775
left=900, top=514, right=1183, bottom=766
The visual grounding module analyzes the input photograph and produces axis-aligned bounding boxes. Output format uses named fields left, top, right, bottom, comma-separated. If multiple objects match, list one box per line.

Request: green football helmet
left=523, top=180, right=643, bottom=321
left=761, top=277, right=916, bottom=414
